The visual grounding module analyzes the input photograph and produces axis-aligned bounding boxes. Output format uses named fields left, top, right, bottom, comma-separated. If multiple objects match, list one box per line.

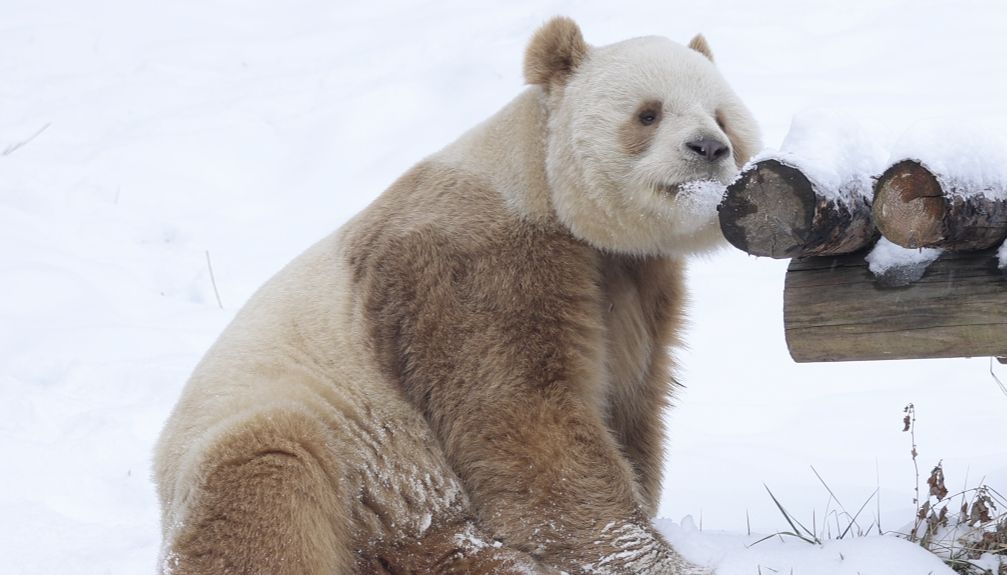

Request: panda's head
left=525, top=17, right=761, bottom=256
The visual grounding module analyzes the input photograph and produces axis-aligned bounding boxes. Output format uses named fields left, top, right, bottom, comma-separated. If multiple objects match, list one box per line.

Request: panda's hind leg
left=161, top=406, right=356, bottom=575
left=160, top=394, right=553, bottom=575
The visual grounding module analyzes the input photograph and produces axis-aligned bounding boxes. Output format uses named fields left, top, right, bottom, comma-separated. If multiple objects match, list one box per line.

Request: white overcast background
left=2, top=1, right=1006, bottom=573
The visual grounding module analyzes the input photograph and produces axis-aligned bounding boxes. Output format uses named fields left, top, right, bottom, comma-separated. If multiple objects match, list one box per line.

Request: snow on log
left=865, top=237, right=943, bottom=287
left=719, top=159, right=877, bottom=258
left=784, top=248, right=1007, bottom=362
left=873, top=159, right=1007, bottom=250
left=718, top=111, right=887, bottom=258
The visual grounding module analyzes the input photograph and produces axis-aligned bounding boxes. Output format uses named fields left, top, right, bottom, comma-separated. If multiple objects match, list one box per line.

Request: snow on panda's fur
left=154, top=17, right=760, bottom=575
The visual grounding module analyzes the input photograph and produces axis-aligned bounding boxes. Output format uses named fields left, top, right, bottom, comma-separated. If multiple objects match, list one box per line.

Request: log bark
left=784, top=248, right=1007, bottom=362
left=873, top=160, right=1007, bottom=250
left=719, top=160, right=877, bottom=259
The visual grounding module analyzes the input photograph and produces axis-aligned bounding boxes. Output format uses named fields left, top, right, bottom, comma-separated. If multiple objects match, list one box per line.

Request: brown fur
left=619, top=100, right=664, bottom=156
left=600, top=254, right=684, bottom=515
left=718, top=108, right=758, bottom=168
left=358, top=519, right=555, bottom=574
left=687, top=34, right=714, bottom=62
left=523, top=16, right=589, bottom=88
left=343, top=160, right=685, bottom=567
left=156, top=16, right=757, bottom=575
left=163, top=409, right=353, bottom=575
left=159, top=158, right=686, bottom=574
left=157, top=362, right=548, bottom=574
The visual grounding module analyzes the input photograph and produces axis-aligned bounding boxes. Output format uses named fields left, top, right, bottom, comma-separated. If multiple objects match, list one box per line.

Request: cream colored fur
left=154, top=16, right=760, bottom=575
left=545, top=34, right=760, bottom=256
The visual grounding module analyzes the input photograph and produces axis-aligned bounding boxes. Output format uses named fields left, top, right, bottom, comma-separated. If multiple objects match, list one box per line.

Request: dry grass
left=752, top=404, right=1005, bottom=574
left=897, top=404, right=1006, bottom=574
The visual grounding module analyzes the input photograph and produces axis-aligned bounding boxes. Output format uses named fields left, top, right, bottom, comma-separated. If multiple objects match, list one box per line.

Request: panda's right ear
left=524, top=17, right=588, bottom=88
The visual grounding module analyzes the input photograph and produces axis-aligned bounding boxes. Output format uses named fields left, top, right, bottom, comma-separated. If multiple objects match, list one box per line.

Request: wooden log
left=719, top=160, right=877, bottom=259
left=784, top=248, right=1007, bottom=362
left=873, top=159, right=1007, bottom=250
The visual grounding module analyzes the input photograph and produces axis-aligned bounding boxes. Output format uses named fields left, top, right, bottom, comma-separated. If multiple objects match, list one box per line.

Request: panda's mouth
left=654, top=174, right=731, bottom=201
left=656, top=179, right=729, bottom=201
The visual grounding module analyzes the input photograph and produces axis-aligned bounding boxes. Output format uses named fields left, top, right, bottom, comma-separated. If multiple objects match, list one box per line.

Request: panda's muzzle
left=685, top=136, right=730, bottom=162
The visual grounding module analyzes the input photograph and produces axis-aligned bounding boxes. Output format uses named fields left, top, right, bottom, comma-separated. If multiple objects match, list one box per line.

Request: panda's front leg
left=436, top=378, right=704, bottom=574
left=409, top=299, right=705, bottom=573
left=381, top=231, right=710, bottom=573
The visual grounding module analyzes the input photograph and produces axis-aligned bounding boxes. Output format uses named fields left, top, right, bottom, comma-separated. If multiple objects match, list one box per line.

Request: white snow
left=889, top=119, right=1007, bottom=199
left=675, top=179, right=729, bottom=221
left=660, top=518, right=959, bottom=575
left=749, top=109, right=891, bottom=202
left=865, top=237, right=944, bottom=285
left=3, top=1, right=1006, bottom=574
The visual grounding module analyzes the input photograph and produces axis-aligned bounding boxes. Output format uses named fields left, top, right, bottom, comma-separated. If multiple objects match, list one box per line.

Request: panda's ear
left=688, top=34, right=715, bottom=62
left=524, top=17, right=589, bottom=88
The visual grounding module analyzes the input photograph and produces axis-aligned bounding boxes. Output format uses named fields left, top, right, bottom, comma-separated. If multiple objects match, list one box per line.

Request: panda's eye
left=638, top=110, right=658, bottom=126
left=633, top=101, right=663, bottom=127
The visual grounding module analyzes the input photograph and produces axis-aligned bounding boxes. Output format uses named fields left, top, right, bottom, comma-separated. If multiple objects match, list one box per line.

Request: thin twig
left=876, top=458, right=884, bottom=535
left=989, top=357, right=1007, bottom=398
left=905, top=404, right=923, bottom=542
left=205, top=250, right=223, bottom=309
left=3, top=122, right=51, bottom=156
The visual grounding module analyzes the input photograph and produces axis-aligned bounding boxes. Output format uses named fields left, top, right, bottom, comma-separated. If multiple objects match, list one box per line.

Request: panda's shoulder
left=339, top=161, right=537, bottom=278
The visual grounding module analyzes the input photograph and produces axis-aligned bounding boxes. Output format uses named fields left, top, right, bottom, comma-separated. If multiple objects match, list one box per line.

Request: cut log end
left=874, top=159, right=1007, bottom=250
left=719, top=160, right=816, bottom=259
left=873, top=160, right=946, bottom=248
left=719, top=160, right=877, bottom=258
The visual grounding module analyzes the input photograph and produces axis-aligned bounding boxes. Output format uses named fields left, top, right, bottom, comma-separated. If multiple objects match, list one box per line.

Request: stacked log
left=873, top=159, right=1007, bottom=250
left=718, top=150, right=1007, bottom=362
left=719, top=160, right=877, bottom=258
left=781, top=157, right=1007, bottom=362
left=784, top=249, right=1007, bottom=362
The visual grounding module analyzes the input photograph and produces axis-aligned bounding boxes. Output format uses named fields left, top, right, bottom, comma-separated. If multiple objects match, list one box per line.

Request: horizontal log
left=719, top=160, right=877, bottom=259
left=873, top=160, right=1007, bottom=250
left=784, top=248, right=1007, bottom=362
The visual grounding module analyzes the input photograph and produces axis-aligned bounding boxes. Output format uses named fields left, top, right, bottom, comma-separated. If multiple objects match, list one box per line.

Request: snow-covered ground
left=2, top=1, right=1006, bottom=573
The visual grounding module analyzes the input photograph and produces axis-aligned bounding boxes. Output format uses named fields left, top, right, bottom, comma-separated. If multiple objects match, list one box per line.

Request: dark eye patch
left=620, top=100, right=664, bottom=155
left=637, top=101, right=663, bottom=126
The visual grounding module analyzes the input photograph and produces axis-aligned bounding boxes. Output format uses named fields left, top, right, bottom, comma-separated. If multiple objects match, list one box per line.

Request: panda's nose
left=686, top=137, right=730, bottom=162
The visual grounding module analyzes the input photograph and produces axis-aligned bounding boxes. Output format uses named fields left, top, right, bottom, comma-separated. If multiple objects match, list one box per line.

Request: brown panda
left=154, top=16, right=760, bottom=575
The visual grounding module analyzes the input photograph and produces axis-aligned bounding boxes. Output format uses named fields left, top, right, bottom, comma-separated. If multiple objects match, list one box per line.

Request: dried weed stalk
left=901, top=404, right=1006, bottom=574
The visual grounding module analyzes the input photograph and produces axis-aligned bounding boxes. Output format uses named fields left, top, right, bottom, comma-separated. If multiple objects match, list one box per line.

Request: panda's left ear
left=524, top=17, right=589, bottom=88
left=688, top=34, right=715, bottom=62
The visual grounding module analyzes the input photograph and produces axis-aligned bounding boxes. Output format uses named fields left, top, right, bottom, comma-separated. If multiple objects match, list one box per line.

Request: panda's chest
left=600, top=263, right=657, bottom=396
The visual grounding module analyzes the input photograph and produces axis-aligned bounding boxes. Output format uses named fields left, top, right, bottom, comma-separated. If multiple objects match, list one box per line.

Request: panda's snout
left=685, top=136, right=730, bottom=162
